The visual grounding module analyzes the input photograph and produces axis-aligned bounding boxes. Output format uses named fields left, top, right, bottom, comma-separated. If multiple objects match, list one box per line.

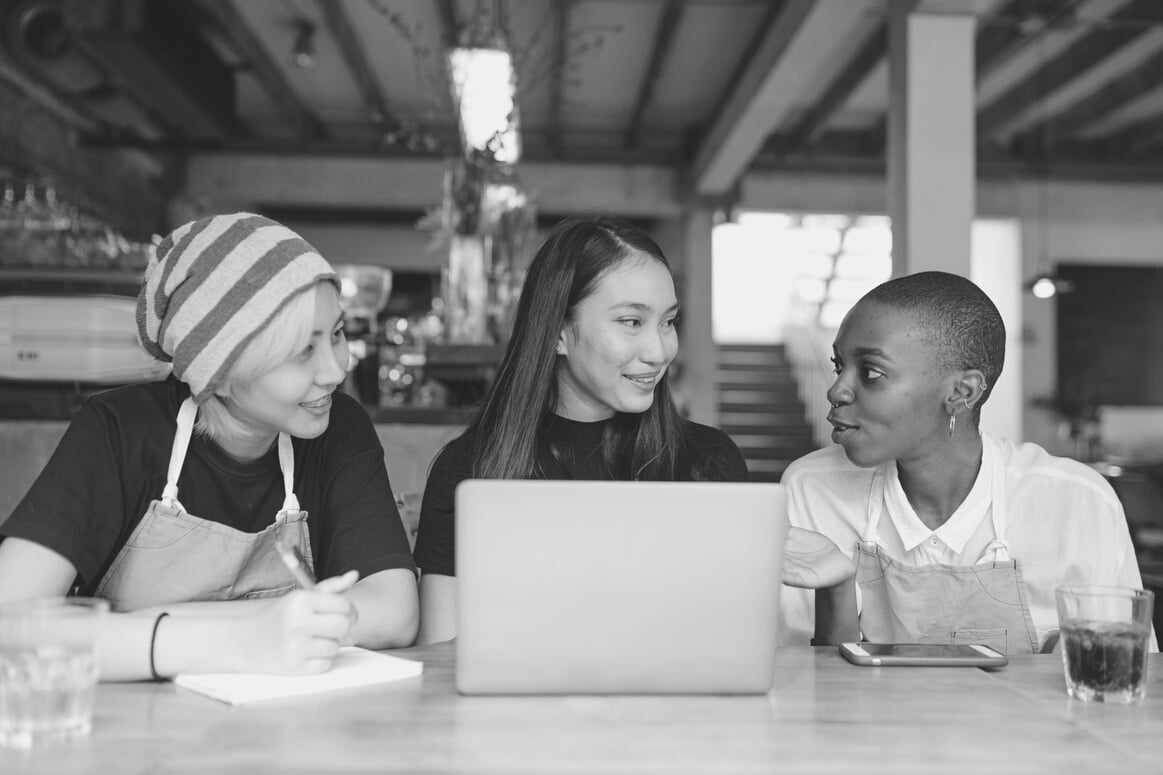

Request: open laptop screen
left=455, top=480, right=787, bottom=695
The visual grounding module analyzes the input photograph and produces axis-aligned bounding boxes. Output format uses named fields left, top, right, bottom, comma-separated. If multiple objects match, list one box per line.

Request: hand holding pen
left=276, top=534, right=320, bottom=590
left=248, top=533, right=360, bottom=674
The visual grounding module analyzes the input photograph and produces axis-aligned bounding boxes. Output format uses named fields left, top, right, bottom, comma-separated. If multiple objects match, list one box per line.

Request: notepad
left=174, top=647, right=423, bottom=705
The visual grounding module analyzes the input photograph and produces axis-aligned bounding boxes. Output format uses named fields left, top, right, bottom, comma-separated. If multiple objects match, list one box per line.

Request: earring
left=948, top=413, right=957, bottom=438
left=963, top=396, right=972, bottom=411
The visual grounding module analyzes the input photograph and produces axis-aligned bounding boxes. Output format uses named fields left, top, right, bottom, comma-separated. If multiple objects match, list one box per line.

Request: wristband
left=149, top=612, right=171, bottom=682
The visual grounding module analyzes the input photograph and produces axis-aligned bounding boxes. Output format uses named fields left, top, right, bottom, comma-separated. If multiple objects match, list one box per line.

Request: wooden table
left=5, top=644, right=1163, bottom=774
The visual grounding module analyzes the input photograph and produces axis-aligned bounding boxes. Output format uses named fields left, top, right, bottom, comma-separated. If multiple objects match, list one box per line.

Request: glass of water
left=1056, top=586, right=1154, bottom=704
left=0, top=597, right=109, bottom=749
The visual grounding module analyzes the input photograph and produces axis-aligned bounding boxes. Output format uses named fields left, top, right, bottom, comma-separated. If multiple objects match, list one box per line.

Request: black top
left=412, top=415, right=750, bottom=576
left=2, top=377, right=416, bottom=591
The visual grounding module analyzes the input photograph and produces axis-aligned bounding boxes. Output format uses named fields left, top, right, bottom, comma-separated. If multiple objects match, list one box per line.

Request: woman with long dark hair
left=414, top=215, right=851, bottom=644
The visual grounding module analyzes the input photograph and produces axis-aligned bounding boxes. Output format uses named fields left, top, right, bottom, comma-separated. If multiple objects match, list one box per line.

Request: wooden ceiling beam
left=774, top=21, right=886, bottom=155
left=975, top=0, right=1031, bottom=79
left=975, top=0, right=1083, bottom=80
left=1094, top=109, right=1163, bottom=158
left=624, top=0, right=685, bottom=150
left=184, top=154, right=685, bottom=217
left=848, top=0, right=919, bottom=154
left=1020, top=45, right=1163, bottom=148
left=976, top=0, right=1163, bottom=141
left=188, top=0, right=327, bottom=142
left=689, top=0, right=825, bottom=196
left=315, top=0, right=394, bottom=129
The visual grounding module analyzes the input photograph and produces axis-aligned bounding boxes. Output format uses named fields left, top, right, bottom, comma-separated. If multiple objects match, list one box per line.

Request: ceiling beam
left=1095, top=108, right=1163, bottom=158
left=184, top=154, right=683, bottom=216
left=976, top=0, right=1163, bottom=141
left=975, top=0, right=1083, bottom=80
left=0, top=44, right=103, bottom=135
left=181, top=151, right=1163, bottom=224
left=546, top=0, right=570, bottom=159
left=1021, top=44, right=1163, bottom=147
left=975, top=0, right=1030, bottom=79
left=855, top=0, right=934, bottom=155
left=188, top=0, right=327, bottom=142
left=773, top=21, right=886, bottom=155
left=624, top=0, right=685, bottom=149
left=68, top=8, right=241, bottom=142
left=315, top=0, right=393, bottom=129
left=688, top=0, right=819, bottom=195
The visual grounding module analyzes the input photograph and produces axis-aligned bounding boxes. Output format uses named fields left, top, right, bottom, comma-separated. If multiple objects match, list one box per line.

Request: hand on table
left=782, top=527, right=855, bottom=589
left=245, top=570, right=360, bottom=675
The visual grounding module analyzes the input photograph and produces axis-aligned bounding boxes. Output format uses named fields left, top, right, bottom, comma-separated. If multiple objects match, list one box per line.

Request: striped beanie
left=137, top=212, right=338, bottom=403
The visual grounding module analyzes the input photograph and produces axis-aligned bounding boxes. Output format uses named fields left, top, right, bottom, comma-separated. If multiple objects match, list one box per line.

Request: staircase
left=717, top=344, right=819, bottom=482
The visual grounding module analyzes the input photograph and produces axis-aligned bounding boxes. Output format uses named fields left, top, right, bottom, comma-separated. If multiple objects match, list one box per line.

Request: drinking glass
left=0, top=597, right=109, bottom=749
left=1056, top=586, right=1153, bottom=704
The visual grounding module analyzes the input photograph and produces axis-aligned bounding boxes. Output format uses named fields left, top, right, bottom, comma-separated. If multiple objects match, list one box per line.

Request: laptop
left=455, top=480, right=787, bottom=695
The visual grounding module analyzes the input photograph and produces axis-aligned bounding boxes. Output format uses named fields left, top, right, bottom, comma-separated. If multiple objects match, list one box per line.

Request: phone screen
left=860, top=644, right=990, bottom=658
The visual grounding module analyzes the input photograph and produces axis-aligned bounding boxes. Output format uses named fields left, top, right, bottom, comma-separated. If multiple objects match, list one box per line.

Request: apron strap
left=862, top=465, right=890, bottom=544
left=277, top=433, right=300, bottom=512
left=161, top=398, right=198, bottom=507
left=162, top=399, right=301, bottom=515
left=982, top=434, right=1012, bottom=562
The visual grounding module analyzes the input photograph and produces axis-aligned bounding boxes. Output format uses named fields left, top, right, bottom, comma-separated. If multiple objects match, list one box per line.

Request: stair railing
left=785, top=297, right=836, bottom=448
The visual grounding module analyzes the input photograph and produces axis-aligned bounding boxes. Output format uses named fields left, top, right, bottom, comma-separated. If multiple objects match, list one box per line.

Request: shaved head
left=859, top=271, right=1005, bottom=421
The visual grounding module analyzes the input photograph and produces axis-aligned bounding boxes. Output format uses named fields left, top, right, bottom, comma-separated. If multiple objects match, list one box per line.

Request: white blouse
left=779, top=434, right=1148, bottom=650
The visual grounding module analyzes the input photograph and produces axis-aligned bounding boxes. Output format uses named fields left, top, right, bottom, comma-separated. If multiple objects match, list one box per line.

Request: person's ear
left=555, top=331, right=567, bottom=357
left=947, top=370, right=988, bottom=413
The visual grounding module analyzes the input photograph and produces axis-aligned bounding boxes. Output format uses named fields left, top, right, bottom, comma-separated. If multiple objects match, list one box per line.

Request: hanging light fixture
left=1025, top=266, right=1074, bottom=299
left=290, top=18, right=316, bottom=69
left=1024, top=23, right=1058, bottom=300
left=448, top=45, right=521, bottom=164
left=446, top=0, right=521, bottom=164
left=1030, top=271, right=1057, bottom=299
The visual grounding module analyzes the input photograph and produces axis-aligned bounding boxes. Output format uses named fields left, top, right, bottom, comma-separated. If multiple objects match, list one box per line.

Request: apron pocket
left=239, top=583, right=297, bottom=600
left=123, top=510, right=201, bottom=550
left=952, top=628, right=1008, bottom=653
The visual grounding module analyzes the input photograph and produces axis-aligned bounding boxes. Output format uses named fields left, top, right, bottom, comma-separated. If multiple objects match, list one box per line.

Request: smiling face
left=221, top=284, right=350, bottom=456
left=825, top=300, right=955, bottom=468
left=554, top=253, right=679, bottom=421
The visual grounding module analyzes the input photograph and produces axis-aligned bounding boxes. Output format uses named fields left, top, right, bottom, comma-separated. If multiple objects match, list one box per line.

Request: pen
left=276, top=535, right=317, bottom=590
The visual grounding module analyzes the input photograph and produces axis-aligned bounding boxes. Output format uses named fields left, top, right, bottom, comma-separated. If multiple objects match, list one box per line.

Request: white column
left=888, top=5, right=976, bottom=277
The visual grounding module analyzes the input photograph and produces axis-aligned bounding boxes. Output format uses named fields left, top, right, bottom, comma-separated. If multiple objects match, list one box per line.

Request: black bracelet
left=149, top=612, right=170, bottom=682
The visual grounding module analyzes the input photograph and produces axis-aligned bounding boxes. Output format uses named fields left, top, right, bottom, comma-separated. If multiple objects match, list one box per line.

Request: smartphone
left=839, top=642, right=1008, bottom=668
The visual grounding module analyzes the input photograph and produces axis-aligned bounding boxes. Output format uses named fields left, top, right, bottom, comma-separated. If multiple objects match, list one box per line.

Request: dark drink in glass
left=1060, top=621, right=1149, bottom=703
left=1057, top=586, right=1154, bottom=704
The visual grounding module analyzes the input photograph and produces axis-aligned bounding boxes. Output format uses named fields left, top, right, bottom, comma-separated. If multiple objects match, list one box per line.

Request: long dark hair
left=465, top=215, right=699, bottom=480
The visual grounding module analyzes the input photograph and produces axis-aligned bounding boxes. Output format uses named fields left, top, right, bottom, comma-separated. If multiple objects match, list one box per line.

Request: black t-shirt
left=2, top=377, right=416, bottom=592
left=412, top=415, right=750, bottom=576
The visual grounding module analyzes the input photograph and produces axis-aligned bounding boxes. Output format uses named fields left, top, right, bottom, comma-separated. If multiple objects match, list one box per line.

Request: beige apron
left=95, top=397, right=314, bottom=612
left=853, top=435, right=1041, bottom=654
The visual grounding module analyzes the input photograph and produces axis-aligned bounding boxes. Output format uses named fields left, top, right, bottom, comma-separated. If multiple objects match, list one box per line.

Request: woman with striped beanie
left=0, top=212, right=418, bottom=680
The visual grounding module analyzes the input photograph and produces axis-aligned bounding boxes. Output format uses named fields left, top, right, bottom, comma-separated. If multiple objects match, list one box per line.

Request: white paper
left=174, top=647, right=423, bottom=705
